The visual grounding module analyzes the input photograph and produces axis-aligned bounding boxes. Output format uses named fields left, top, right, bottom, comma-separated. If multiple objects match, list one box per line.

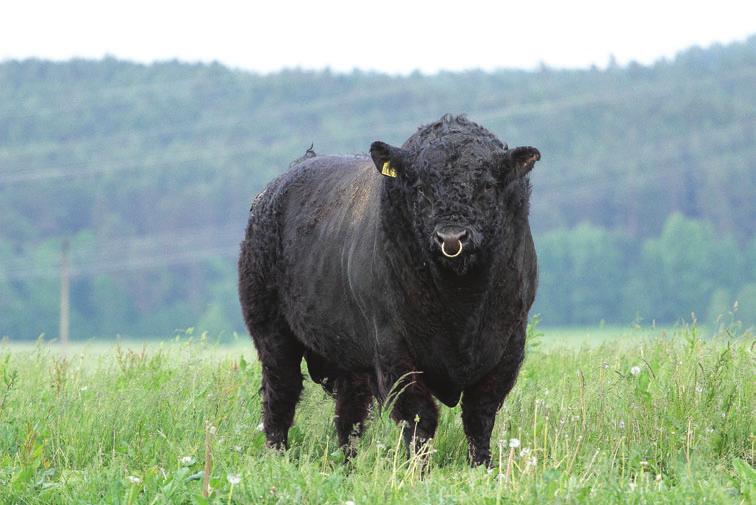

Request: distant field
left=0, top=324, right=678, bottom=354
left=0, top=324, right=753, bottom=504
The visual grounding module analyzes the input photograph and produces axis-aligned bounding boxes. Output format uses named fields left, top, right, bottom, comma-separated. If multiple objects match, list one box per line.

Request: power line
left=1, top=116, right=750, bottom=187
left=2, top=242, right=240, bottom=280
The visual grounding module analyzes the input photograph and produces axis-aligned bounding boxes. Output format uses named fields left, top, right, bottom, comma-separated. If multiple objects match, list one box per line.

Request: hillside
left=1, top=37, right=754, bottom=338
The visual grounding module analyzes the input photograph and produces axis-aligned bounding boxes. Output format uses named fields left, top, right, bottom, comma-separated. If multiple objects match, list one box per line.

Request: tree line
left=0, top=36, right=754, bottom=338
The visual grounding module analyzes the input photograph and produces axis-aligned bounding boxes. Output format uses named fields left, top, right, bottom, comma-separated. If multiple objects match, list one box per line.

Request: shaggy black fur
left=238, top=114, right=540, bottom=466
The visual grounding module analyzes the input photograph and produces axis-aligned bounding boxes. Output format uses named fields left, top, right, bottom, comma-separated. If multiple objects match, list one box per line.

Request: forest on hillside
left=1, top=37, right=754, bottom=339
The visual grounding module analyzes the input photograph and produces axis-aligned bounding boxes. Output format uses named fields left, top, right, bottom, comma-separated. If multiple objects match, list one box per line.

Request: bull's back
left=247, top=155, right=382, bottom=368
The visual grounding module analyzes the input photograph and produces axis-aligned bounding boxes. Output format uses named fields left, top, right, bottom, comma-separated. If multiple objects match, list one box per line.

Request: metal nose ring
left=441, top=240, right=463, bottom=258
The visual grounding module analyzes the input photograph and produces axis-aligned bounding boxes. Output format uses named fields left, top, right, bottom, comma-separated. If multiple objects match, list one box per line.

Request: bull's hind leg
left=251, top=318, right=304, bottom=450
left=461, top=323, right=526, bottom=467
left=334, top=373, right=373, bottom=459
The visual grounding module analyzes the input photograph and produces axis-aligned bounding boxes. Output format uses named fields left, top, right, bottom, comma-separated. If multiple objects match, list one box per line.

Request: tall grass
left=0, top=323, right=753, bottom=504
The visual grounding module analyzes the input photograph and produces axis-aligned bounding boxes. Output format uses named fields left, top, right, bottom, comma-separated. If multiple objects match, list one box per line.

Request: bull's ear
left=500, top=146, right=540, bottom=179
left=370, top=141, right=407, bottom=178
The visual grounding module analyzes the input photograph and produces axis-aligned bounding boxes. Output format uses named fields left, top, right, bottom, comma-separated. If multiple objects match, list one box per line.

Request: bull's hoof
left=264, top=433, right=288, bottom=452
left=468, top=449, right=492, bottom=468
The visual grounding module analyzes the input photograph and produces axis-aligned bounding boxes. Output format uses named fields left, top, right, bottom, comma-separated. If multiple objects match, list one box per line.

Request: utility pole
left=59, top=239, right=70, bottom=348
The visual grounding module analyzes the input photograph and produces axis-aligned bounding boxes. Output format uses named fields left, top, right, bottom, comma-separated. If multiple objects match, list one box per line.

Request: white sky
left=0, top=0, right=753, bottom=74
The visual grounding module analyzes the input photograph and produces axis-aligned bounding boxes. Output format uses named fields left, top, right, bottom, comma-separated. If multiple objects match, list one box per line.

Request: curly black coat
left=238, top=114, right=540, bottom=466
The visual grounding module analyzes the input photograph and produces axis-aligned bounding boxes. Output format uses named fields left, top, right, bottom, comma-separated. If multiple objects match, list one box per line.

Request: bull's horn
left=441, top=240, right=463, bottom=258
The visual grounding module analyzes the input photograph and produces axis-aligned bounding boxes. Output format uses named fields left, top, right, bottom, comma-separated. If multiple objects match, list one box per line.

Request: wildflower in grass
left=509, top=438, right=520, bottom=448
left=628, top=481, right=637, bottom=491
left=695, top=385, right=703, bottom=394
left=209, top=425, right=217, bottom=435
left=527, top=456, right=537, bottom=467
left=233, top=445, right=243, bottom=453
left=80, top=386, right=88, bottom=392
left=640, top=461, right=649, bottom=467
left=225, top=473, right=241, bottom=504
left=127, top=475, right=142, bottom=485
left=519, top=447, right=531, bottom=458
left=630, top=366, right=641, bottom=376
left=180, top=455, right=195, bottom=466
left=618, top=420, right=625, bottom=430
left=601, top=362, right=609, bottom=369
left=345, top=501, right=356, bottom=505
left=256, top=422, right=265, bottom=432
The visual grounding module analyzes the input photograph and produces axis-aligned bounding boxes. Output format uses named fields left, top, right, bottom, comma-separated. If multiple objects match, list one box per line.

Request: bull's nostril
left=459, top=230, right=469, bottom=242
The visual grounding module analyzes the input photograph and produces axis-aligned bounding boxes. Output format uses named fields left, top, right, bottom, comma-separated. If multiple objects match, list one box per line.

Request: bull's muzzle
left=435, top=227, right=470, bottom=259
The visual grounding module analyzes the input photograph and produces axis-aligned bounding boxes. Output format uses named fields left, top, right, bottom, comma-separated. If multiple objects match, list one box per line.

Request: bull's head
left=370, top=115, right=539, bottom=276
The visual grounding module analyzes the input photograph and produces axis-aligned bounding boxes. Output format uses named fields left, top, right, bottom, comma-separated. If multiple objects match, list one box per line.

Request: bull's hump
left=291, top=154, right=372, bottom=172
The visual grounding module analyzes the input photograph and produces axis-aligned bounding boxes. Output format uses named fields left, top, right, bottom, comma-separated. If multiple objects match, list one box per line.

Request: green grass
left=0, top=323, right=753, bottom=504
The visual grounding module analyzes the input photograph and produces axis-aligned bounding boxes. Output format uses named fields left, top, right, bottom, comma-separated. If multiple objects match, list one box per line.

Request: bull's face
left=370, top=132, right=539, bottom=276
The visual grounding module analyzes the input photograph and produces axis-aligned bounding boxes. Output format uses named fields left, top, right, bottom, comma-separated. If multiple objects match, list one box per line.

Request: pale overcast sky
left=0, top=0, right=753, bottom=74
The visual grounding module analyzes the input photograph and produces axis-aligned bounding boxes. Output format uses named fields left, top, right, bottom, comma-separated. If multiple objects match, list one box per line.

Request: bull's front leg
left=377, top=343, right=438, bottom=457
left=461, top=323, right=526, bottom=467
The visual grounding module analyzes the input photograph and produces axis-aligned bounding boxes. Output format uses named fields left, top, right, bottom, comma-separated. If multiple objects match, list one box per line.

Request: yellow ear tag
left=381, top=161, right=397, bottom=178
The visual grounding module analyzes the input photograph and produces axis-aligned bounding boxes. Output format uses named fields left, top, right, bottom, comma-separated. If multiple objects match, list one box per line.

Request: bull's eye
left=484, top=182, right=496, bottom=192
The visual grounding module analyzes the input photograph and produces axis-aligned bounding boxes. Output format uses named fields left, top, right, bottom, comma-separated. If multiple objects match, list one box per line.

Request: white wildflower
left=640, top=461, right=648, bottom=467
left=127, top=475, right=142, bottom=485
left=630, top=366, right=641, bottom=376
left=233, top=445, right=243, bottom=453
left=344, top=501, right=356, bottom=505
left=656, top=474, right=662, bottom=482
left=227, top=473, right=241, bottom=485
left=601, top=362, right=609, bottom=369
left=509, top=438, right=520, bottom=449
left=571, top=415, right=580, bottom=422
left=519, top=447, right=531, bottom=458
left=618, top=420, right=625, bottom=430
left=527, top=456, right=537, bottom=467
left=208, top=425, right=217, bottom=435
left=180, top=455, right=195, bottom=466
left=80, top=386, right=88, bottom=392
left=628, top=481, right=637, bottom=491
left=695, top=385, right=703, bottom=394
left=257, top=422, right=265, bottom=432
left=706, top=427, right=714, bottom=434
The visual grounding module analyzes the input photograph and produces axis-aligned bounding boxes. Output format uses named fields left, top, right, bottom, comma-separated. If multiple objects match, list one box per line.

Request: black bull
left=238, top=115, right=539, bottom=466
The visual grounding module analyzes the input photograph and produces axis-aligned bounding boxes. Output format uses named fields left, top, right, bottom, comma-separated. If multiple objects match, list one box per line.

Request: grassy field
left=0, top=324, right=753, bottom=504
